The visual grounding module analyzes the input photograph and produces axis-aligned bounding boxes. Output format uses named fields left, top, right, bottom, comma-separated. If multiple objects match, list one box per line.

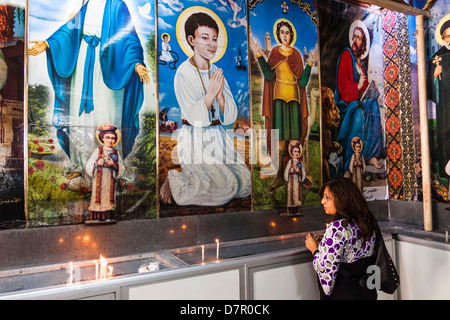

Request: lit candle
left=201, top=245, right=205, bottom=261
left=100, top=255, right=107, bottom=279
left=69, top=262, right=73, bottom=285
left=107, top=266, right=113, bottom=278
left=216, top=239, right=220, bottom=259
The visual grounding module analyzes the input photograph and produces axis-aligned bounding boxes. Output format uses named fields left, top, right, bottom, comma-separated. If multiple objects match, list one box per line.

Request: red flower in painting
left=28, top=166, right=34, bottom=176
left=383, top=36, right=398, bottom=58
left=33, top=140, right=39, bottom=144
left=385, top=62, right=399, bottom=83
left=37, top=146, right=44, bottom=152
left=387, top=142, right=401, bottom=160
left=385, top=89, right=399, bottom=108
left=48, top=138, right=54, bottom=143
left=386, top=116, right=401, bottom=133
left=50, top=145, right=55, bottom=150
left=59, top=182, right=68, bottom=192
left=388, top=167, right=402, bottom=187
left=35, top=160, right=45, bottom=170
left=382, top=11, right=396, bottom=32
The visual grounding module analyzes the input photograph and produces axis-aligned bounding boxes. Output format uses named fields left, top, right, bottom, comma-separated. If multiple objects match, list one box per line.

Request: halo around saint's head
left=349, top=20, right=370, bottom=60
left=161, top=32, right=170, bottom=41
left=351, top=136, right=362, bottom=152
left=176, top=6, right=227, bottom=63
left=96, top=124, right=121, bottom=147
left=273, top=18, right=297, bottom=48
left=435, top=13, right=450, bottom=46
left=288, top=140, right=302, bottom=158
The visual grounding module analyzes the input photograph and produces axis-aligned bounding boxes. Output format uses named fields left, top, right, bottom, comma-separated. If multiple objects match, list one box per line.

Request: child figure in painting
left=284, top=140, right=306, bottom=215
left=85, top=124, right=125, bottom=223
left=160, top=33, right=173, bottom=62
left=349, top=137, right=365, bottom=193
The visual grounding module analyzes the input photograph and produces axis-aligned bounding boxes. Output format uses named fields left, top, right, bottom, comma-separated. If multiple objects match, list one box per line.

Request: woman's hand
left=305, top=233, right=319, bottom=254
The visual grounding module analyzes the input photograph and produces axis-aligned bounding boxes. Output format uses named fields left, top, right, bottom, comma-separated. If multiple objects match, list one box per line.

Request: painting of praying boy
left=159, top=9, right=250, bottom=208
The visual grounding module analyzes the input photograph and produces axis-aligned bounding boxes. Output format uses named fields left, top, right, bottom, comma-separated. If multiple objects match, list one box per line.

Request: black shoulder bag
left=373, top=230, right=400, bottom=294
left=337, top=231, right=400, bottom=294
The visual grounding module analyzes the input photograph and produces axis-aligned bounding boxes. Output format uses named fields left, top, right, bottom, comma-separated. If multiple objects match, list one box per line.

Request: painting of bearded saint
left=334, top=20, right=384, bottom=178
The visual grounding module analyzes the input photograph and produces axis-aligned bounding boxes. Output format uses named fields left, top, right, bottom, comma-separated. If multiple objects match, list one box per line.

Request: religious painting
left=249, top=0, right=320, bottom=212
left=27, top=0, right=157, bottom=227
left=424, top=0, right=450, bottom=205
left=318, top=0, right=388, bottom=200
left=157, top=1, right=251, bottom=217
left=0, top=0, right=25, bottom=229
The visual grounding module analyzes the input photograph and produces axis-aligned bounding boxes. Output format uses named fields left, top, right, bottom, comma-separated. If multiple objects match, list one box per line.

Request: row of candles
left=64, top=229, right=450, bottom=286
left=66, top=239, right=222, bottom=285
left=201, top=239, right=220, bottom=262
left=67, top=238, right=223, bottom=285
left=67, top=255, right=113, bottom=285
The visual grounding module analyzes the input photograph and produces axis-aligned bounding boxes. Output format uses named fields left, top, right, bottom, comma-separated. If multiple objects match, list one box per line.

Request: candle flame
left=95, top=254, right=113, bottom=280
left=215, top=239, right=219, bottom=243
left=107, top=266, right=114, bottom=277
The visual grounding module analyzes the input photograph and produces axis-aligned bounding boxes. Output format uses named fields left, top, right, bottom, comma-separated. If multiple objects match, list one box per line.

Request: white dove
left=138, top=2, right=152, bottom=19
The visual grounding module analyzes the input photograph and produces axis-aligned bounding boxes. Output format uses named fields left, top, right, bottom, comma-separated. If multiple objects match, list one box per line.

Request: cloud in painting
left=158, top=17, right=173, bottom=30
left=160, top=0, right=184, bottom=12
left=158, top=3, right=174, bottom=16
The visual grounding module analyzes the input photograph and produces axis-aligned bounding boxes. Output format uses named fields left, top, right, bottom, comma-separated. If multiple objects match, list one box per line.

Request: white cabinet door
left=128, top=269, right=241, bottom=300
left=397, top=240, right=450, bottom=300
left=251, top=262, right=320, bottom=300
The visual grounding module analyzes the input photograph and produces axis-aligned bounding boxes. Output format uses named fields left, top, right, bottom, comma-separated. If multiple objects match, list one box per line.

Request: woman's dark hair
left=319, top=177, right=379, bottom=241
left=185, top=12, right=219, bottom=50
left=276, top=21, right=294, bottom=45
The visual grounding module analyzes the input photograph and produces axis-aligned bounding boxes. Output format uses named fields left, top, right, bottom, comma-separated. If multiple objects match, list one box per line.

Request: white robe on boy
left=168, top=60, right=251, bottom=206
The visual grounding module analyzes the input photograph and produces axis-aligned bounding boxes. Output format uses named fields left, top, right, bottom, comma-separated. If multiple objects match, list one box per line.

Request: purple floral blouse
left=312, top=219, right=376, bottom=296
